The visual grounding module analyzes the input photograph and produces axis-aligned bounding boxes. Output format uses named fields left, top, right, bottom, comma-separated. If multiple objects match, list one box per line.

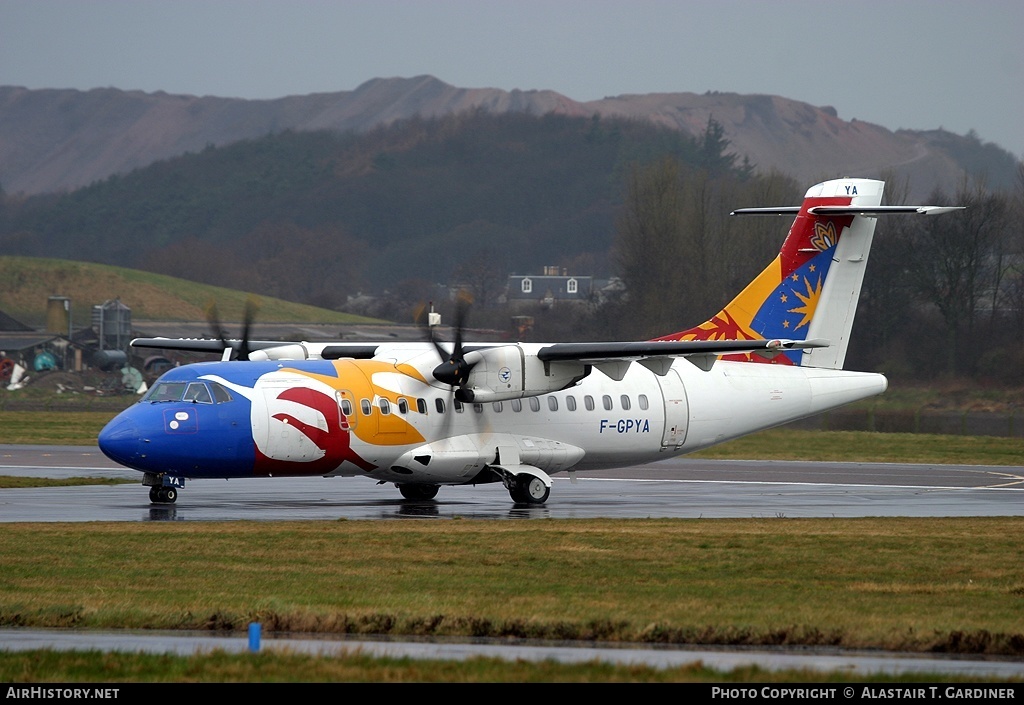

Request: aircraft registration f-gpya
left=99, top=178, right=963, bottom=505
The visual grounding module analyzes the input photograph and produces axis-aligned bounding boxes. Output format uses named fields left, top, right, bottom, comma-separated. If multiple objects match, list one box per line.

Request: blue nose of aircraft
left=98, top=414, right=142, bottom=469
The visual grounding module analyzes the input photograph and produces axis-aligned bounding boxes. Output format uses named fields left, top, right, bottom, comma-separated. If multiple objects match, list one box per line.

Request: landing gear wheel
left=398, top=483, right=440, bottom=500
left=510, top=474, right=549, bottom=505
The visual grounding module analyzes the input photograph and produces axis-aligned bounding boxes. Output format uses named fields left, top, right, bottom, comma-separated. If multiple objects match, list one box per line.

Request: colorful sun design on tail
left=788, top=272, right=824, bottom=331
left=654, top=205, right=852, bottom=365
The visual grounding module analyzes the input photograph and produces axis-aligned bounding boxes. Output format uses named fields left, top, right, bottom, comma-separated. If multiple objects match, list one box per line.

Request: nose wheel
left=149, top=486, right=178, bottom=504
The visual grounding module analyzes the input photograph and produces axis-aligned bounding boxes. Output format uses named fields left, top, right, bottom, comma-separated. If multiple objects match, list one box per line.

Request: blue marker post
left=248, top=622, right=261, bottom=652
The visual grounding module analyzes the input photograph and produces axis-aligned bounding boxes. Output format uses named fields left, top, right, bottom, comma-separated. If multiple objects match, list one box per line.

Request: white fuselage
left=222, top=344, right=886, bottom=485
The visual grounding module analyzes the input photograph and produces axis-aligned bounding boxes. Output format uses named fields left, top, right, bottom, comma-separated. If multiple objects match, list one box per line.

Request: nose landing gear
left=149, top=486, right=178, bottom=504
left=144, top=473, right=182, bottom=504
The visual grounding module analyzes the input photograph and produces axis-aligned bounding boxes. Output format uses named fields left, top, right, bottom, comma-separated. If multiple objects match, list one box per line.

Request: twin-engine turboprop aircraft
left=98, top=178, right=962, bottom=505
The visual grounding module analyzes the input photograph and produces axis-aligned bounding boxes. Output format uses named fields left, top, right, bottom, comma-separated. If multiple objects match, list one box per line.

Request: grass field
left=3, top=518, right=1021, bottom=651
left=1, top=517, right=1022, bottom=682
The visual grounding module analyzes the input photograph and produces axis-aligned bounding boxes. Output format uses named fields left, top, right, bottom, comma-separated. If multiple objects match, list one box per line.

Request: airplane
left=97, top=177, right=963, bottom=505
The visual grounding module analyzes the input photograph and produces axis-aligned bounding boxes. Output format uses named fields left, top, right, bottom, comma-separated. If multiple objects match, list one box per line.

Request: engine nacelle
left=459, top=345, right=587, bottom=402
left=248, top=344, right=310, bottom=361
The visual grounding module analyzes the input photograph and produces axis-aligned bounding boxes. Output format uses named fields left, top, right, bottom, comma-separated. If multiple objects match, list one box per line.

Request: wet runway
left=3, top=628, right=1024, bottom=680
left=1, top=444, right=1022, bottom=521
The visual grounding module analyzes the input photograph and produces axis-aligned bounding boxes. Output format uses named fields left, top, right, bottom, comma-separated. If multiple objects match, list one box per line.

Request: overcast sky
left=2, top=0, right=1021, bottom=158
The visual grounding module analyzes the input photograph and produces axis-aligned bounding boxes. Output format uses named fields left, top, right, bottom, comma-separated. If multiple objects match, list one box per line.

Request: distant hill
left=0, top=111, right=769, bottom=306
left=0, top=256, right=384, bottom=328
left=1, top=77, right=1019, bottom=200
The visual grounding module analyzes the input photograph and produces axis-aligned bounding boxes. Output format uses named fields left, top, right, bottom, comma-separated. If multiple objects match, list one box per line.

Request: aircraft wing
left=131, top=337, right=285, bottom=353
left=537, top=338, right=827, bottom=362
left=130, top=337, right=379, bottom=360
left=537, top=338, right=828, bottom=374
left=131, top=335, right=827, bottom=373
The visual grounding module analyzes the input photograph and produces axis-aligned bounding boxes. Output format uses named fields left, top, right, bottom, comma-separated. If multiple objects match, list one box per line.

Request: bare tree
left=907, top=175, right=1007, bottom=375
left=614, top=157, right=688, bottom=337
left=1008, top=164, right=1024, bottom=342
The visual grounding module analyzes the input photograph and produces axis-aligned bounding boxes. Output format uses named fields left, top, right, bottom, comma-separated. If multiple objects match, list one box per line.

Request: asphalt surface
left=2, top=444, right=1022, bottom=679
left=1, top=444, right=1021, bottom=521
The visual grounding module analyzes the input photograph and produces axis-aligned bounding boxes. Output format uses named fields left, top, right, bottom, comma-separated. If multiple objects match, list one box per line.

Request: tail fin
left=654, top=178, right=963, bottom=370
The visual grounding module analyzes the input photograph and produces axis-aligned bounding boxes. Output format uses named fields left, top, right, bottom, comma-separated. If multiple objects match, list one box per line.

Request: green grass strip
left=1, top=518, right=1021, bottom=655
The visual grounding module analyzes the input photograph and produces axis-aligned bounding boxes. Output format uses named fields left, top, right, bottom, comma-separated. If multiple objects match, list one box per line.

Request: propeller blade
left=427, top=292, right=476, bottom=388
left=237, top=296, right=260, bottom=361
left=205, top=298, right=260, bottom=361
left=205, top=302, right=232, bottom=359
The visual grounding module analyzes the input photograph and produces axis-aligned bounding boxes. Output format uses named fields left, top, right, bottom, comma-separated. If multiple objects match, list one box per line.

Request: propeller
left=205, top=297, right=260, bottom=361
left=422, top=293, right=477, bottom=400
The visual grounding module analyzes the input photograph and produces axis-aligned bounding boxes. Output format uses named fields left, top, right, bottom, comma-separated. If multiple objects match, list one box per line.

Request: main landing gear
left=508, top=474, right=550, bottom=505
left=397, top=483, right=440, bottom=500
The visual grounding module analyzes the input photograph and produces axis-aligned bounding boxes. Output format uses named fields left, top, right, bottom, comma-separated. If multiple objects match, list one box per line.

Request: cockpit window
left=210, top=382, right=233, bottom=403
left=146, top=382, right=187, bottom=402
left=144, top=380, right=231, bottom=404
left=183, top=382, right=213, bottom=404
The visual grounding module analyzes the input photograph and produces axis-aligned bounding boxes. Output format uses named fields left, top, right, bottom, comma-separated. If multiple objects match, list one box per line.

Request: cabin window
left=639, top=394, right=649, bottom=410
left=435, top=398, right=445, bottom=413
left=397, top=398, right=409, bottom=414
left=566, top=395, right=577, bottom=411
left=340, top=399, right=353, bottom=416
left=473, top=403, right=484, bottom=414
left=548, top=397, right=558, bottom=411
left=602, top=395, right=613, bottom=410
left=454, top=400, right=464, bottom=413
left=529, top=397, right=541, bottom=412
left=360, top=399, right=372, bottom=416
left=511, top=399, right=522, bottom=412
left=417, top=398, right=427, bottom=414
left=492, top=402, right=503, bottom=412
left=620, top=395, right=631, bottom=411
left=584, top=395, right=595, bottom=411
left=379, top=399, right=391, bottom=415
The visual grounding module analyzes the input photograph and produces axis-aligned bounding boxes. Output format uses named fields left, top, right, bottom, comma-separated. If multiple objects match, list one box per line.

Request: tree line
left=0, top=110, right=1020, bottom=383
left=593, top=159, right=1024, bottom=382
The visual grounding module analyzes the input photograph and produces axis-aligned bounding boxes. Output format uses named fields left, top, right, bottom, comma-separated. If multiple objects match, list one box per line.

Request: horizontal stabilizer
left=730, top=206, right=801, bottom=216
left=732, top=205, right=965, bottom=217
left=807, top=205, right=966, bottom=217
